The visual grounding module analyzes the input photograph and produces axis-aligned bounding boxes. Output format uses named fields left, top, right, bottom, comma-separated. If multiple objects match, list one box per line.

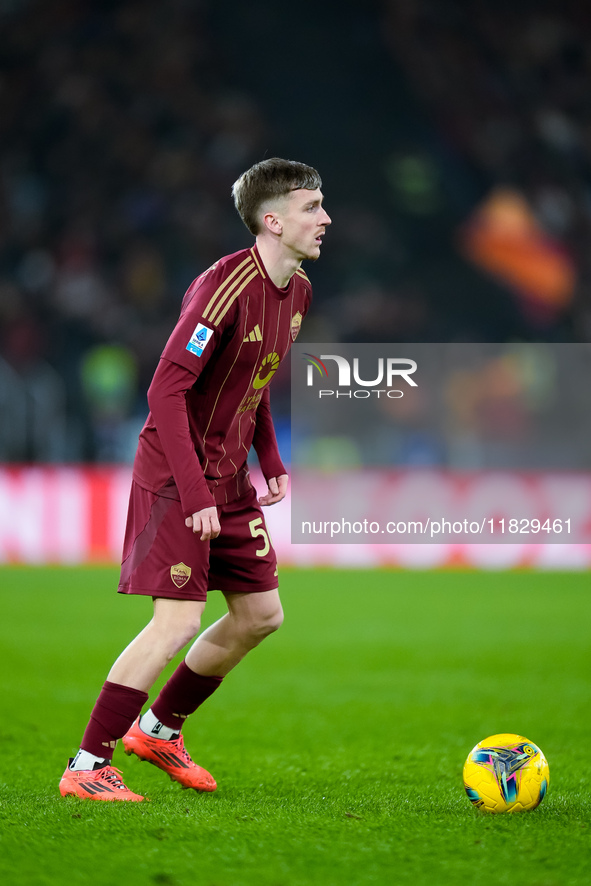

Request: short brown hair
left=232, top=158, right=322, bottom=235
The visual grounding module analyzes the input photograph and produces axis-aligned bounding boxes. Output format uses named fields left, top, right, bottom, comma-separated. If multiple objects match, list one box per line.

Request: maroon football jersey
left=132, top=245, right=311, bottom=517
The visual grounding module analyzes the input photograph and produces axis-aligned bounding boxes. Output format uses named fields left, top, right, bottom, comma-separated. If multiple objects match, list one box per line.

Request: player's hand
left=258, top=474, right=288, bottom=506
left=185, top=506, right=221, bottom=541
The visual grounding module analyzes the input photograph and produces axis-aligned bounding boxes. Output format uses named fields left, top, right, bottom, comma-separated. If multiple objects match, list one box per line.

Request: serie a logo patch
left=170, top=562, right=191, bottom=588
left=186, top=323, right=213, bottom=357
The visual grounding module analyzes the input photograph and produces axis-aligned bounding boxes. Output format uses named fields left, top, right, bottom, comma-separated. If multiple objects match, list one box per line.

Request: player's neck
left=255, top=238, right=300, bottom=290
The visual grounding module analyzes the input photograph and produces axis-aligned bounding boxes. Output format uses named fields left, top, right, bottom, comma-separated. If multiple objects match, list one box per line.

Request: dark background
left=2, top=0, right=590, bottom=462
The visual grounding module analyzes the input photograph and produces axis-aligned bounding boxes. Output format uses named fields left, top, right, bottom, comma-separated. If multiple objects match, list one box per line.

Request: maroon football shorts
left=117, top=481, right=278, bottom=601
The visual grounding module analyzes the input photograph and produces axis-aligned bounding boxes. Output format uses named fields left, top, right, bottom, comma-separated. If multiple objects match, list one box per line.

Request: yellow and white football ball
left=463, top=733, right=549, bottom=813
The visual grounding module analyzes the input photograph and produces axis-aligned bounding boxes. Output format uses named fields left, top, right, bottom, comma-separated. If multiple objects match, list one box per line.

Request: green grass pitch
left=0, top=565, right=589, bottom=886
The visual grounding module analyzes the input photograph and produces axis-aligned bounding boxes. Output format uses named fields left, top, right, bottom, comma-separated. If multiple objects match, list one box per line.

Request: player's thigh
left=151, top=597, right=207, bottom=640
left=118, top=481, right=209, bottom=601
left=208, top=488, right=278, bottom=594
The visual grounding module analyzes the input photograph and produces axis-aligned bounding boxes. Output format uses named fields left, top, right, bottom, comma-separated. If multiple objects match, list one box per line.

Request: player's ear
left=262, top=210, right=282, bottom=236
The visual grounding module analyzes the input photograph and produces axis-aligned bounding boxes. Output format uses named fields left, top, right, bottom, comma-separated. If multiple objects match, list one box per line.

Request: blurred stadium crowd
left=1, top=0, right=590, bottom=463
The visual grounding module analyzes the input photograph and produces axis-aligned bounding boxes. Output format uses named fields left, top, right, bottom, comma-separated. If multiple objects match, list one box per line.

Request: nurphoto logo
left=303, top=352, right=418, bottom=399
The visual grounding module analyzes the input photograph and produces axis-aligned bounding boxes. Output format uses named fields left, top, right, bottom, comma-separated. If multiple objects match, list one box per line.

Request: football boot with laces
left=122, top=718, right=216, bottom=792
left=59, top=761, right=144, bottom=801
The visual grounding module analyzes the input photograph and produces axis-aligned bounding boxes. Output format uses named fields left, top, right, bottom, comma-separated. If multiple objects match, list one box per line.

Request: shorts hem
left=208, top=582, right=279, bottom=595
left=117, top=585, right=207, bottom=602
left=117, top=582, right=278, bottom=600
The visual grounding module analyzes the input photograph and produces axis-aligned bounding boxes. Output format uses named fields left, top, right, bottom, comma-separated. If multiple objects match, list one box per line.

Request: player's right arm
left=146, top=358, right=216, bottom=519
left=185, top=506, right=221, bottom=541
left=142, top=260, right=240, bottom=526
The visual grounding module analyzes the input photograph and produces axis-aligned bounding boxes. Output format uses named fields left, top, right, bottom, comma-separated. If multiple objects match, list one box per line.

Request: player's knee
left=252, top=602, right=284, bottom=640
left=155, top=616, right=202, bottom=659
left=175, top=616, right=202, bottom=648
left=267, top=604, right=284, bottom=634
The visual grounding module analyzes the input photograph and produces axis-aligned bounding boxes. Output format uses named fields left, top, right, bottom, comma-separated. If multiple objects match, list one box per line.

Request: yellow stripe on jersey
left=214, top=269, right=259, bottom=325
left=296, top=267, right=310, bottom=282
left=250, top=247, right=266, bottom=278
left=202, top=257, right=256, bottom=323
left=207, top=263, right=257, bottom=325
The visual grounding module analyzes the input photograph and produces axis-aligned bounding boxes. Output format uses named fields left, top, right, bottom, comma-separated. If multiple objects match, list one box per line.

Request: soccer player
left=59, top=158, right=330, bottom=801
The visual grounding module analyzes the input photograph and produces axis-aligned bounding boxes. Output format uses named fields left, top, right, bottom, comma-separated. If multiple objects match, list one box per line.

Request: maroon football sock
left=80, top=681, right=149, bottom=759
left=151, top=661, right=223, bottom=730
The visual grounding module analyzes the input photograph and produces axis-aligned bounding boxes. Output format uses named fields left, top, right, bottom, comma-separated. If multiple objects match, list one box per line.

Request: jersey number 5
left=249, top=517, right=270, bottom=557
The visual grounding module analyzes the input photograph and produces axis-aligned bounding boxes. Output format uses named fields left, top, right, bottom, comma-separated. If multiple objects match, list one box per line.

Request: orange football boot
left=59, top=761, right=144, bottom=801
left=122, top=719, right=217, bottom=792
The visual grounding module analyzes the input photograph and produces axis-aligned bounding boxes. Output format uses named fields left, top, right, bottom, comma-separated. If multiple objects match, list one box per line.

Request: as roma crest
left=170, top=562, right=191, bottom=589
left=291, top=311, right=302, bottom=341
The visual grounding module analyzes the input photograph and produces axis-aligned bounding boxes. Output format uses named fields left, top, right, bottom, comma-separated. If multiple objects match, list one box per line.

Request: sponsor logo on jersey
left=170, top=562, right=192, bottom=588
left=291, top=311, right=303, bottom=341
left=186, top=323, right=213, bottom=357
left=253, top=352, right=280, bottom=389
left=237, top=392, right=262, bottom=414
left=243, top=324, right=263, bottom=342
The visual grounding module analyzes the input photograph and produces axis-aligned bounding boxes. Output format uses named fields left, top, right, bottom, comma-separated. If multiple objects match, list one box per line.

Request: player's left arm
left=258, top=473, right=289, bottom=506
left=252, top=386, right=288, bottom=506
